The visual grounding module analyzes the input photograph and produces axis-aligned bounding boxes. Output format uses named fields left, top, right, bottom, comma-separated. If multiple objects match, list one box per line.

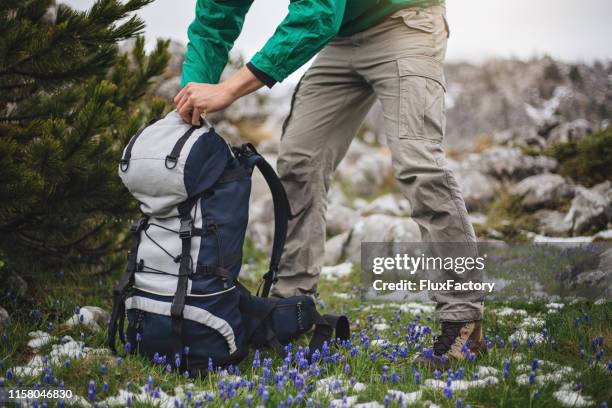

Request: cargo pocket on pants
left=398, top=56, right=447, bottom=143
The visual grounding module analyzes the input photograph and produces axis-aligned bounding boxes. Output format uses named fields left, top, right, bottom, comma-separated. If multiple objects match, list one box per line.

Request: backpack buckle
left=130, top=217, right=147, bottom=233
left=179, top=218, right=194, bottom=239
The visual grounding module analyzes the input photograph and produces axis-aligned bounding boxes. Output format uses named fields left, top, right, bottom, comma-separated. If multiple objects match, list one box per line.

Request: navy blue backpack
left=107, top=111, right=349, bottom=374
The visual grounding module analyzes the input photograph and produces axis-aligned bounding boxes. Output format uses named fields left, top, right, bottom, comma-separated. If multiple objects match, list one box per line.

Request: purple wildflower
left=512, top=339, right=518, bottom=351
left=533, top=389, right=539, bottom=399
left=384, top=395, right=390, bottom=407
left=253, top=350, right=261, bottom=369
left=457, top=398, right=463, bottom=408
left=124, top=342, right=132, bottom=354
left=136, top=332, right=142, bottom=343
left=444, top=386, right=453, bottom=400
left=529, top=371, right=535, bottom=385
left=88, top=379, right=96, bottom=401
left=208, top=357, right=213, bottom=372
left=503, top=358, right=511, bottom=380
left=531, top=358, right=538, bottom=371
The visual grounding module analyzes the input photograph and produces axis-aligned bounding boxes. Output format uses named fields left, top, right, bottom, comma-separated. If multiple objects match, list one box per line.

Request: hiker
left=174, top=0, right=485, bottom=366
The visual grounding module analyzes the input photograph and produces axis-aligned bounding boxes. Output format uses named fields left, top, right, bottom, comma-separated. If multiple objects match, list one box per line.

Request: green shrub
left=547, top=127, right=612, bottom=187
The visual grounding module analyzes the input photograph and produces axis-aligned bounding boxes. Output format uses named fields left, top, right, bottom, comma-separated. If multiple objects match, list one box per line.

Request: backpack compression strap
left=235, top=144, right=290, bottom=298
left=107, top=217, right=148, bottom=353
left=169, top=198, right=198, bottom=370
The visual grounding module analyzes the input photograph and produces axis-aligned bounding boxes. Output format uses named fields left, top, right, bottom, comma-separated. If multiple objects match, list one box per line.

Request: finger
left=177, top=100, right=192, bottom=124
left=173, top=86, right=186, bottom=106
left=176, top=90, right=190, bottom=113
left=191, top=105, right=202, bottom=126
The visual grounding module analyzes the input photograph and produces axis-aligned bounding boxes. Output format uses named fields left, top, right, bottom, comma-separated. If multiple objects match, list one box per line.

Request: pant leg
left=356, top=6, right=484, bottom=321
left=271, top=39, right=377, bottom=298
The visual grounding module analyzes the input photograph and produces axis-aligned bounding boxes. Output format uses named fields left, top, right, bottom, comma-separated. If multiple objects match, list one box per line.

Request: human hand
left=174, top=66, right=265, bottom=125
left=174, top=82, right=236, bottom=125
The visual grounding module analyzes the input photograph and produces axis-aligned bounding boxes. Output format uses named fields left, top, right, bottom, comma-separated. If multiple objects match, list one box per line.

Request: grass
left=1, top=253, right=611, bottom=407
left=482, top=191, right=538, bottom=241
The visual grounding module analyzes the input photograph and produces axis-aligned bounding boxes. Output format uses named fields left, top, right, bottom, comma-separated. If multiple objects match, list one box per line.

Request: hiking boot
left=416, top=320, right=486, bottom=368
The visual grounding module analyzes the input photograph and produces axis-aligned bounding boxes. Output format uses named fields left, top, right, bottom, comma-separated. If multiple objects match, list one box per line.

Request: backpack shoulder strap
left=235, top=144, right=290, bottom=298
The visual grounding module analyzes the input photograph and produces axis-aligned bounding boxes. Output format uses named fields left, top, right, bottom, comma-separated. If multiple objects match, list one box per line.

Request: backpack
left=107, top=111, right=349, bottom=374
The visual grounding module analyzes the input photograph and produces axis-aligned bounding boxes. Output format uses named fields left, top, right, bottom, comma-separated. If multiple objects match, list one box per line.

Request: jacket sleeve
left=181, top=0, right=253, bottom=86
left=248, top=0, right=347, bottom=87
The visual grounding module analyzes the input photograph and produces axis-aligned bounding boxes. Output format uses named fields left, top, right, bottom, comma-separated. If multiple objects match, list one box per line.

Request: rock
left=0, top=306, right=9, bottom=330
left=65, top=306, right=110, bottom=331
left=321, top=262, right=353, bottom=282
left=257, top=138, right=280, bottom=155
left=326, top=204, right=359, bottom=236
left=336, top=140, right=393, bottom=196
left=564, top=181, right=612, bottom=235
left=468, top=212, right=487, bottom=225
left=214, top=120, right=244, bottom=145
left=534, top=209, right=572, bottom=236
left=4, top=272, right=27, bottom=298
left=249, top=154, right=278, bottom=204
left=594, top=229, right=612, bottom=241
left=324, top=231, right=350, bottom=266
left=327, top=184, right=350, bottom=207
left=511, top=173, right=574, bottom=209
left=151, top=75, right=181, bottom=101
left=27, top=330, right=56, bottom=350
left=43, top=1, right=58, bottom=24
left=597, top=247, right=612, bottom=273
left=466, top=147, right=557, bottom=181
left=246, top=220, right=273, bottom=252
left=451, top=166, right=499, bottom=210
left=165, top=40, right=186, bottom=76
left=344, top=214, right=421, bottom=263
left=361, top=194, right=410, bottom=217
left=494, top=126, right=546, bottom=150
left=546, top=119, right=593, bottom=146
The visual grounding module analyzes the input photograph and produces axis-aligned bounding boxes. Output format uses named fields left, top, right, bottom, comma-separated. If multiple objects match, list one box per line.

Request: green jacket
left=181, top=0, right=436, bottom=87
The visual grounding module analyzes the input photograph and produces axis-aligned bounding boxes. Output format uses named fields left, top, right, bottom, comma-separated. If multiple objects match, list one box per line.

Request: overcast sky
left=62, top=0, right=612, bottom=84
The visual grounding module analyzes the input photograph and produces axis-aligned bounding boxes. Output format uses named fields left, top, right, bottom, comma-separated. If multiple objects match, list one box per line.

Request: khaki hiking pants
left=271, top=5, right=484, bottom=322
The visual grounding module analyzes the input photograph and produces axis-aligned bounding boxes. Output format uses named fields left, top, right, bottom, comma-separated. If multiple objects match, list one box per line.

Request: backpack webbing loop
left=165, top=126, right=200, bottom=169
